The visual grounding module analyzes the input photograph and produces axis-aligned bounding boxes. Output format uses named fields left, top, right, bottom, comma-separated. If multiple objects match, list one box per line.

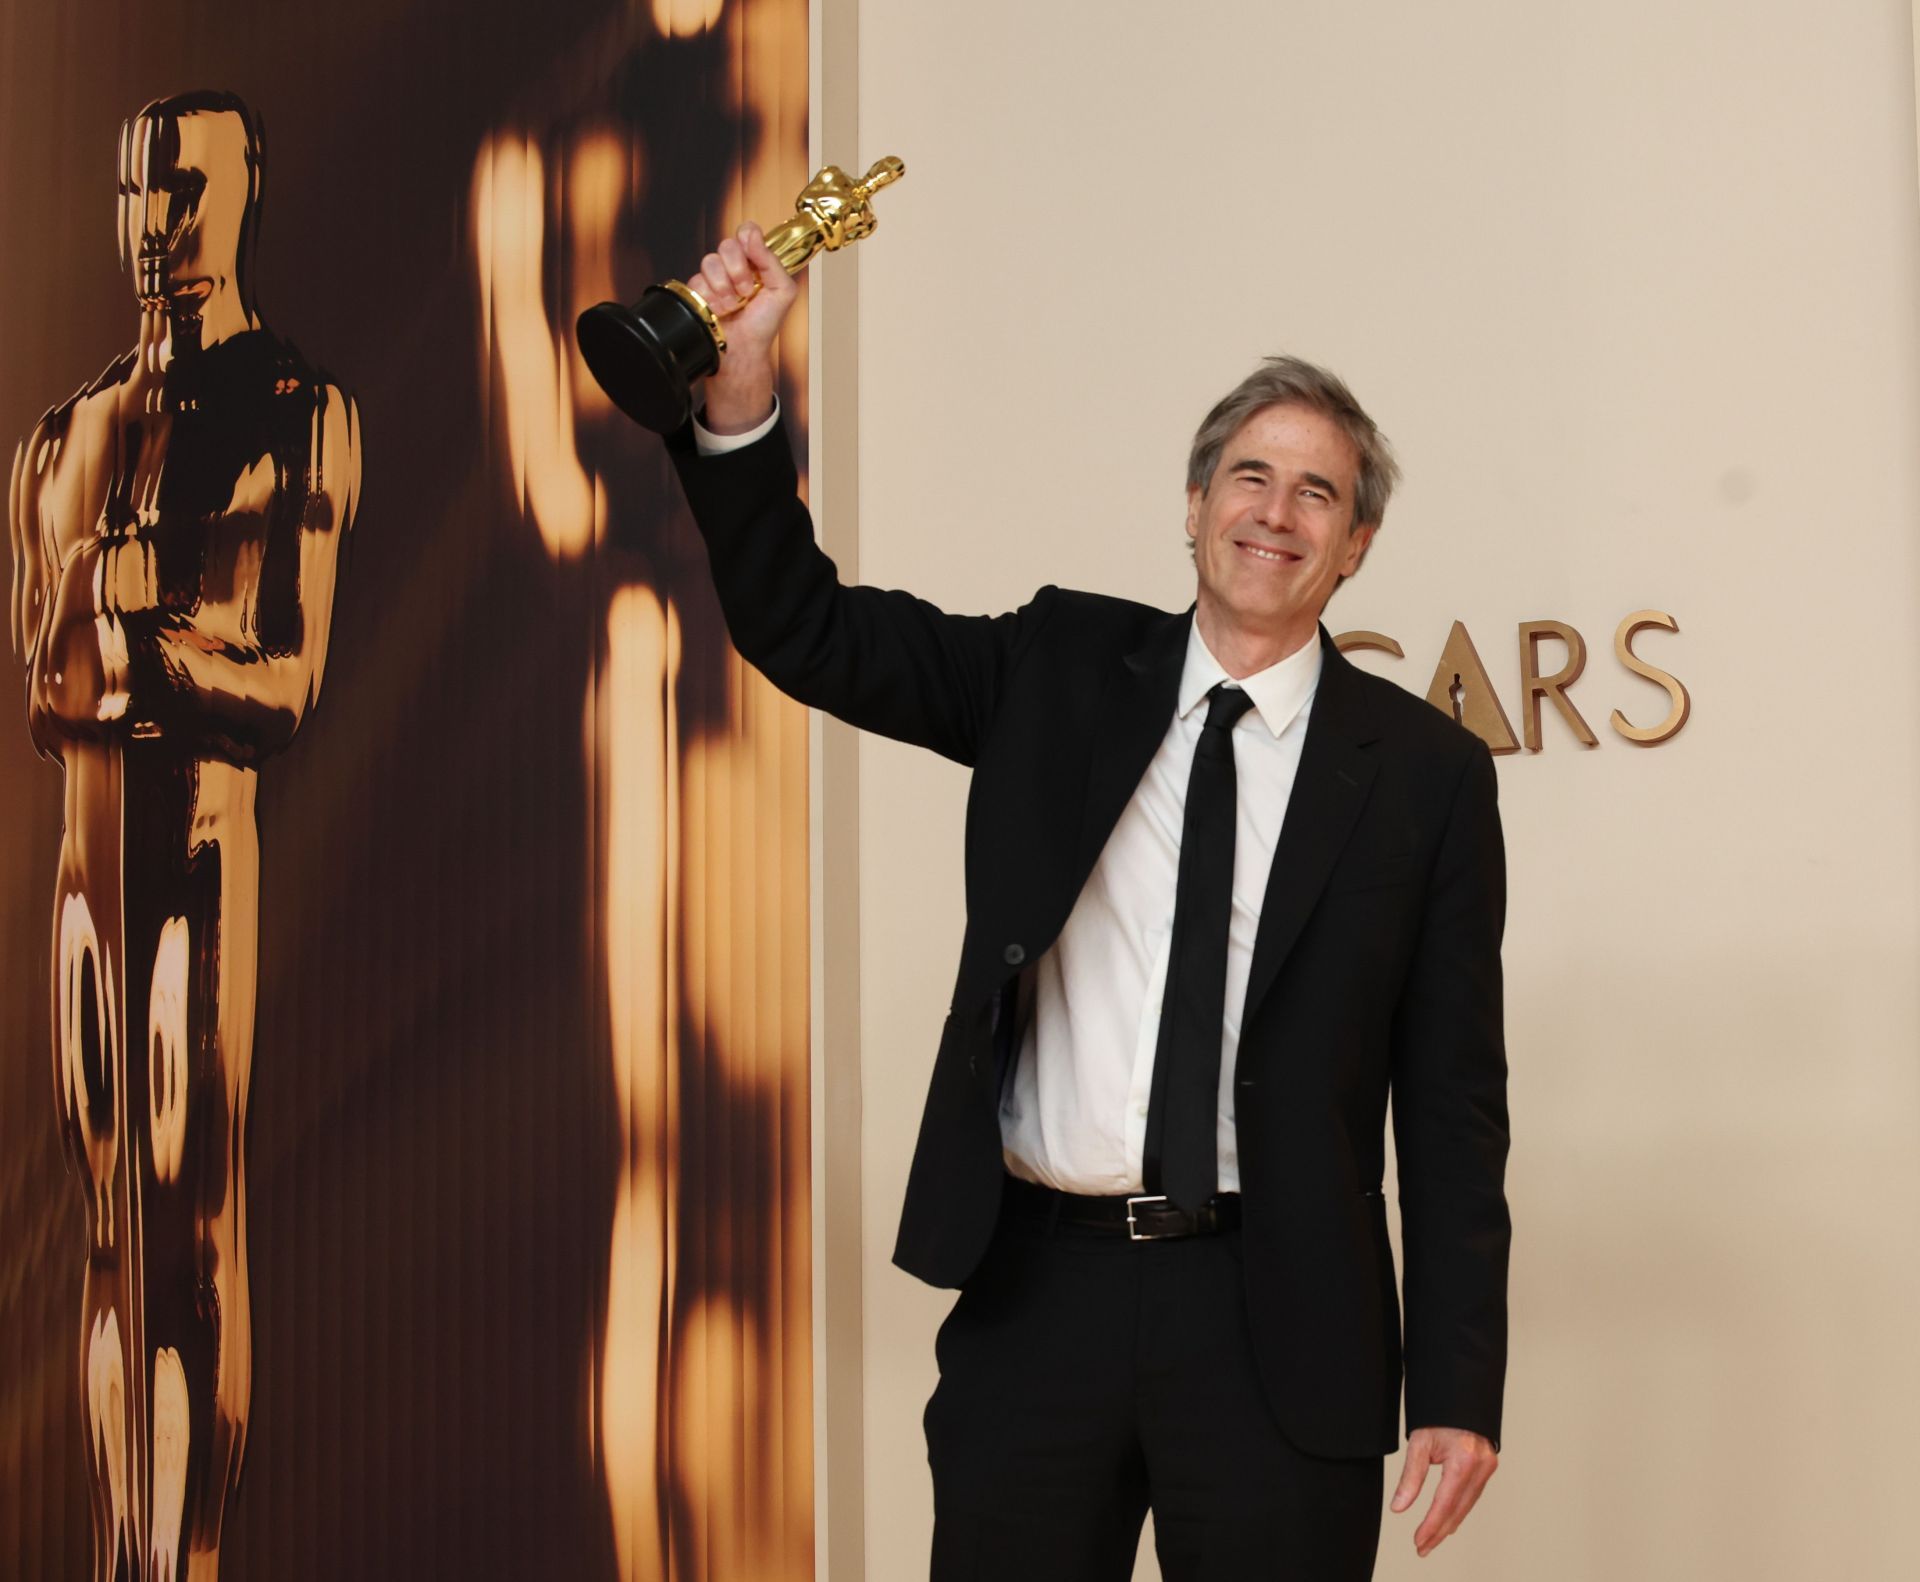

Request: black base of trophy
left=575, top=285, right=721, bottom=433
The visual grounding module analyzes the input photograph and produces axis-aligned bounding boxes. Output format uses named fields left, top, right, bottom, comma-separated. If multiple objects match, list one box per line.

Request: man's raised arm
left=664, top=225, right=1056, bottom=769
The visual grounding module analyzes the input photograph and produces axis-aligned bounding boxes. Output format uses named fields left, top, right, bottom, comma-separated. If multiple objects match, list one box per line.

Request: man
left=10, top=92, right=359, bottom=1578
left=665, top=224, right=1508, bottom=1580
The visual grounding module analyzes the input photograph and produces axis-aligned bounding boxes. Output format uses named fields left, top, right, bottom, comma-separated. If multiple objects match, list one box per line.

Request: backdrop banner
left=0, top=4, right=813, bottom=1579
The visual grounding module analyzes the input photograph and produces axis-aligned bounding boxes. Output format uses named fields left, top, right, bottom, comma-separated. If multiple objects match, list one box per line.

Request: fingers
left=694, top=239, right=759, bottom=315
left=1412, top=1455, right=1469, bottom=1557
left=738, top=222, right=787, bottom=283
left=1389, top=1436, right=1431, bottom=1515
left=1400, top=1433, right=1498, bottom=1559
left=690, top=225, right=794, bottom=319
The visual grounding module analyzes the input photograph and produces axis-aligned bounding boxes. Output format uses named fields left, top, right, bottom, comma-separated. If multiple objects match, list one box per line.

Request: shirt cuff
left=693, top=397, right=780, bottom=455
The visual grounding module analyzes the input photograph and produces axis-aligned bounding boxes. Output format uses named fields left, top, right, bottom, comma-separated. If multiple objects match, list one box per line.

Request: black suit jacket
left=669, top=417, right=1511, bottom=1459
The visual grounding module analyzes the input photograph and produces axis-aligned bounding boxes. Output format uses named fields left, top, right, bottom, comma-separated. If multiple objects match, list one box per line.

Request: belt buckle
left=1125, top=1194, right=1173, bottom=1242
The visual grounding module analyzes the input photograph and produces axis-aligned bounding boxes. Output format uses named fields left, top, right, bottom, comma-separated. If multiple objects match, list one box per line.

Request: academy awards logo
left=1338, top=612, right=1689, bottom=752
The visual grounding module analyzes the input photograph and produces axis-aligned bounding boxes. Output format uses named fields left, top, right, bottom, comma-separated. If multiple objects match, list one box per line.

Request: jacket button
left=1003, top=942, right=1026, bottom=966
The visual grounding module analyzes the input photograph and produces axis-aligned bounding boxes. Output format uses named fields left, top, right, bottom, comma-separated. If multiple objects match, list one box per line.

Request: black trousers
left=924, top=1194, right=1384, bottom=1582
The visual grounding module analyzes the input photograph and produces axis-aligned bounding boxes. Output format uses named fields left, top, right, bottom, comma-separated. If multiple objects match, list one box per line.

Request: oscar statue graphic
left=8, top=90, right=361, bottom=1580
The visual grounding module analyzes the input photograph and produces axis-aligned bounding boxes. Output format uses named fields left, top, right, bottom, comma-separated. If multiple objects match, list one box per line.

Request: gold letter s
left=1610, top=610, right=1690, bottom=745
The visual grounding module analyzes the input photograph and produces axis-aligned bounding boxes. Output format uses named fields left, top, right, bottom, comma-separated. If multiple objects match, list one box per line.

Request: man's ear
left=1184, top=484, right=1203, bottom=542
left=1339, top=522, right=1378, bottom=579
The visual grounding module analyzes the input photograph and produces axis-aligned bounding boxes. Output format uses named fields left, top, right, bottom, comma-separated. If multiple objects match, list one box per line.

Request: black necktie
left=1144, top=682, right=1256, bottom=1211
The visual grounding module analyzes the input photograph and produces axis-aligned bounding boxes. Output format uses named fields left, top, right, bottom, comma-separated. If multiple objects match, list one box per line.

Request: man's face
left=1184, top=403, right=1375, bottom=650
left=119, top=110, right=251, bottom=307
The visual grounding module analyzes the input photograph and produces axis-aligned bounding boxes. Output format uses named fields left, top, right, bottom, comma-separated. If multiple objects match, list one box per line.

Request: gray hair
left=1186, top=356, right=1400, bottom=531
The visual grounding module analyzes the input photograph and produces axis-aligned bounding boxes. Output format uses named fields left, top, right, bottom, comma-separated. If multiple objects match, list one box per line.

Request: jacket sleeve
left=667, top=413, right=1050, bottom=767
left=1389, top=740, right=1511, bottom=1449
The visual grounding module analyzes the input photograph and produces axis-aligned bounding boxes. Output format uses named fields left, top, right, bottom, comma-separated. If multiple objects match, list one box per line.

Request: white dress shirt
left=692, top=400, right=781, bottom=455
left=694, top=402, right=1322, bottom=1197
left=1001, top=624, right=1322, bottom=1197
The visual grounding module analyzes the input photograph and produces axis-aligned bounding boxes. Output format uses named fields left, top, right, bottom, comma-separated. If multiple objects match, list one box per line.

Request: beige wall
left=819, top=1, right=1920, bottom=1576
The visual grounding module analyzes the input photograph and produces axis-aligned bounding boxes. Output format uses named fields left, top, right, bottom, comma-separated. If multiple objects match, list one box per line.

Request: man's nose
left=1253, top=489, right=1293, bottom=530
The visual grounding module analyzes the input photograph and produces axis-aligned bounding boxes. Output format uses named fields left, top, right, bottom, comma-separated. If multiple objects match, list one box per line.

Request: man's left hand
left=1390, top=1425, right=1498, bottom=1558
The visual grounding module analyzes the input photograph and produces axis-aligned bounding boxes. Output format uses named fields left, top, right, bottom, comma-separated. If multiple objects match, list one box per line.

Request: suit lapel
left=1063, top=616, right=1379, bottom=1029
left=1068, top=606, right=1190, bottom=896
left=1241, top=630, right=1380, bottom=1029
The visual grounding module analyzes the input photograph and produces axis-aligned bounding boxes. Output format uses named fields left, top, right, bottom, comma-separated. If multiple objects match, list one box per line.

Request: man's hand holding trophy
left=576, top=156, right=904, bottom=433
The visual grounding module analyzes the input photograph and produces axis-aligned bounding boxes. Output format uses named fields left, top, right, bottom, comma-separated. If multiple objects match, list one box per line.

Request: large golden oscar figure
left=8, top=91, right=360, bottom=1580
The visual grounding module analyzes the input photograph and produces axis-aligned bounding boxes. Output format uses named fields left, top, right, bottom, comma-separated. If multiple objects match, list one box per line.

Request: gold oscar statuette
left=575, top=156, right=904, bottom=432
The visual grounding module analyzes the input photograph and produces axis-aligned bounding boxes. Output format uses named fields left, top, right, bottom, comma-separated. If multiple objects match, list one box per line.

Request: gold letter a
left=1424, top=621, right=1519, bottom=754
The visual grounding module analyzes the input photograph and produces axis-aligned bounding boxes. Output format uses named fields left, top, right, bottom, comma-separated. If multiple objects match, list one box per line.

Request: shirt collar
left=1175, top=619, right=1323, bottom=739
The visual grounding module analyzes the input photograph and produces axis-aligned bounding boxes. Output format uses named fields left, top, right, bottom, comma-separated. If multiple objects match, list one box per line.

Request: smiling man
left=665, top=225, right=1510, bottom=1582
left=1184, top=401, right=1379, bottom=673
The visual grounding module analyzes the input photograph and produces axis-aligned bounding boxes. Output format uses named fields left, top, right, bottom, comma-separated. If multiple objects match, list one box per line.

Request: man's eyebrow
left=1226, top=458, right=1343, bottom=502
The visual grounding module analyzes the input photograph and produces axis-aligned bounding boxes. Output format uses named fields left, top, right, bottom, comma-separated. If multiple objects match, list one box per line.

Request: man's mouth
left=1235, top=540, right=1300, bottom=564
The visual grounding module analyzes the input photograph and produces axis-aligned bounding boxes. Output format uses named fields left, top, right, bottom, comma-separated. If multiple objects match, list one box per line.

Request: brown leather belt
left=1002, top=1173, right=1242, bottom=1242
